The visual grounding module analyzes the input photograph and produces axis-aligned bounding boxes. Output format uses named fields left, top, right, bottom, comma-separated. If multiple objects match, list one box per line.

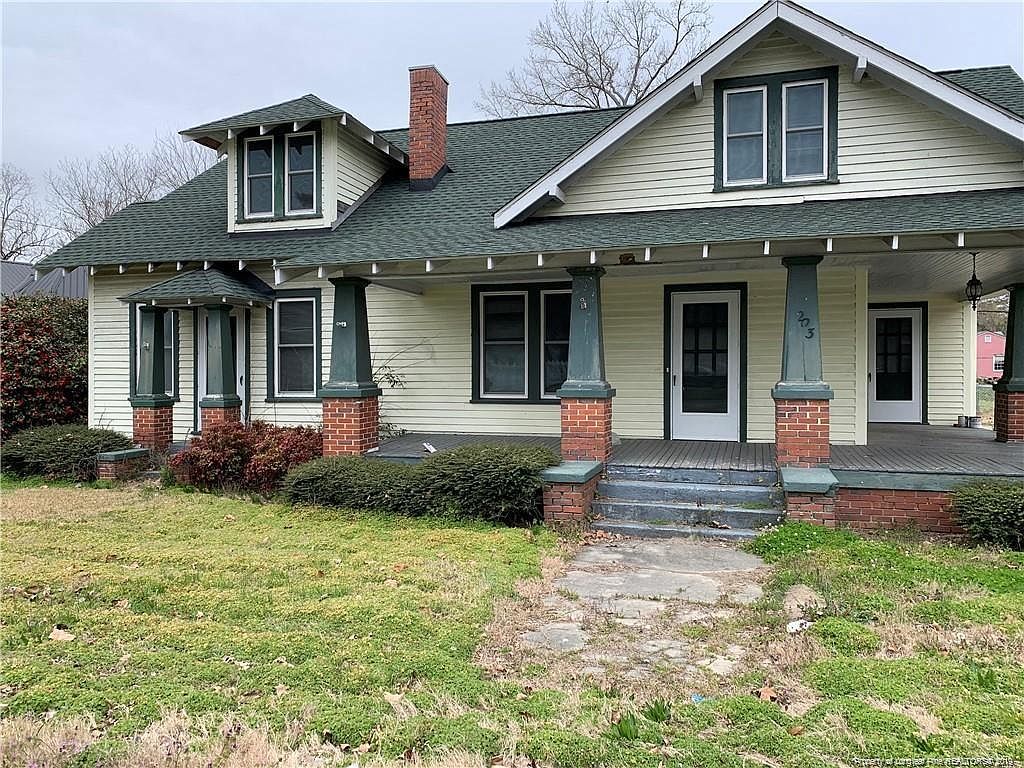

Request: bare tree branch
left=1, top=164, right=54, bottom=262
left=476, top=0, right=711, bottom=118
left=46, top=134, right=216, bottom=241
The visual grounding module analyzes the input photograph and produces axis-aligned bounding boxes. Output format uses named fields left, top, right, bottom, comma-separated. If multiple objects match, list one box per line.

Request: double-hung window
left=285, top=133, right=316, bottom=214
left=134, top=307, right=178, bottom=398
left=723, top=86, right=767, bottom=186
left=274, top=298, right=317, bottom=396
left=474, top=284, right=571, bottom=403
left=993, top=354, right=1005, bottom=372
left=716, top=67, right=837, bottom=189
left=244, top=137, right=274, bottom=217
left=783, top=79, right=827, bottom=180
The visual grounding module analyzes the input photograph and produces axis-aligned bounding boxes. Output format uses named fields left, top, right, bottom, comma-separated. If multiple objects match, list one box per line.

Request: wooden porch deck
left=376, top=424, right=1023, bottom=477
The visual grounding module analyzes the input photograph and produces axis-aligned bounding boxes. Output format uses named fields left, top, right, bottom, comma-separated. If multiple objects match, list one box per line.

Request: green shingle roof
left=939, top=66, right=1024, bottom=118
left=119, top=268, right=275, bottom=305
left=36, top=65, right=1024, bottom=274
left=183, top=94, right=344, bottom=135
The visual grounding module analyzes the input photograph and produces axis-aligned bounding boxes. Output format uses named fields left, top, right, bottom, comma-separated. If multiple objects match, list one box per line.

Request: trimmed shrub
left=0, top=295, right=89, bottom=439
left=952, top=480, right=1024, bottom=550
left=415, top=444, right=560, bottom=525
left=283, top=456, right=416, bottom=512
left=282, top=444, right=560, bottom=526
left=2, top=424, right=132, bottom=481
left=168, top=421, right=321, bottom=493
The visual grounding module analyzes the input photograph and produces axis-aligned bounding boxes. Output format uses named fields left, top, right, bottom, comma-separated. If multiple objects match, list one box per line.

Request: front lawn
left=2, top=482, right=1022, bottom=766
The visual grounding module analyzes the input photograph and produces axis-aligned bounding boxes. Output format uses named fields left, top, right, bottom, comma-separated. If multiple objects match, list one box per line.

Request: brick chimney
left=408, top=65, right=449, bottom=190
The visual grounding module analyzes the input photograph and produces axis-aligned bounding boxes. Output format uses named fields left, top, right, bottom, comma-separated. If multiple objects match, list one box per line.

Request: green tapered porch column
left=319, top=277, right=381, bottom=398
left=556, top=266, right=615, bottom=399
left=556, top=266, right=614, bottom=464
left=133, top=306, right=172, bottom=406
left=200, top=304, right=241, bottom=409
left=994, top=283, right=1024, bottom=442
left=772, top=256, right=833, bottom=401
left=773, top=255, right=832, bottom=469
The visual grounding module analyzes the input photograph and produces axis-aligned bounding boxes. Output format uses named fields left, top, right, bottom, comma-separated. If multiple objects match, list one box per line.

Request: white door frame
left=669, top=290, right=741, bottom=441
left=868, top=306, right=924, bottom=423
left=197, top=307, right=247, bottom=413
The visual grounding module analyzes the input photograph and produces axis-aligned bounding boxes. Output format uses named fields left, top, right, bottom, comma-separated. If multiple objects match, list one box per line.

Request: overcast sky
left=3, top=1, right=1022, bottom=189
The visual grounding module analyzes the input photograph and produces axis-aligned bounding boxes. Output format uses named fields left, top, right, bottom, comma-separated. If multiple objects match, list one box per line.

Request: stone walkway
left=487, top=536, right=770, bottom=691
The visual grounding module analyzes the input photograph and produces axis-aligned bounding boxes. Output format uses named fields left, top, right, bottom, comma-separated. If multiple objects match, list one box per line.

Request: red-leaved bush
left=168, top=421, right=321, bottom=493
left=0, top=296, right=88, bottom=439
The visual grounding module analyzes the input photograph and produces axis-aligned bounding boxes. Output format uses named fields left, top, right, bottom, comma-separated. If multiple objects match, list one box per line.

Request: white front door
left=197, top=308, right=246, bottom=410
left=868, top=307, right=923, bottom=423
left=670, top=290, right=741, bottom=441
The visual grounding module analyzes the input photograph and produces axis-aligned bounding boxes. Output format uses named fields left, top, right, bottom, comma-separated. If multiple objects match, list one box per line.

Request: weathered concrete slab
left=572, top=539, right=765, bottom=573
left=520, top=622, right=589, bottom=651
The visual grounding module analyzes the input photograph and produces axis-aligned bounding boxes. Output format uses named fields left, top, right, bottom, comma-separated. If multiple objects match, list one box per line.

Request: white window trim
left=540, top=289, right=572, bottom=400
left=723, top=85, right=768, bottom=187
left=135, top=306, right=176, bottom=398
left=274, top=297, right=318, bottom=397
left=782, top=78, right=828, bottom=182
left=479, top=291, right=529, bottom=399
left=993, top=354, right=1005, bottom=371
left=984, top=334, right=992, bottom=343
left=284, top=132, right=317, bottom=216
left=243, top=136, right=275, bottom=219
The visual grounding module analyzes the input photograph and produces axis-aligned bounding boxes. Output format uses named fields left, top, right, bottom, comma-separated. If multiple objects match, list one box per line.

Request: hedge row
left=2, top=425, right=132, bottom=481
left=283, top=444, right=560, bottom=526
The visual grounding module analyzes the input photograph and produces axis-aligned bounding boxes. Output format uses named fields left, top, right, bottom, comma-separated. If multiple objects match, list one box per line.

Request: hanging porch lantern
left=965, top=252, right=984, bottom=310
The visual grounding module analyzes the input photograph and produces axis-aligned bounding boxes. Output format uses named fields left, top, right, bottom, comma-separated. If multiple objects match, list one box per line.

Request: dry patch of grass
left=0, top=485, right=147, bottom=521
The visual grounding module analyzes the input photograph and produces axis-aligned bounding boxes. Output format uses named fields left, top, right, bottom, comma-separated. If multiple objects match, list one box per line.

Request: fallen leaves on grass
left=47, top=626, right=75, bottom=642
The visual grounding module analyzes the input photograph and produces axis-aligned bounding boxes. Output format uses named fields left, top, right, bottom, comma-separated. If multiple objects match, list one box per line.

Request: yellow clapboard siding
left=554, top=32, right=1024, bottom=216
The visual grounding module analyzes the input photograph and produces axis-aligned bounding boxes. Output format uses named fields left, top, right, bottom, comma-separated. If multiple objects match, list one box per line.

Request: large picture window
left=275, top=298, right=317, bottom=396
left=285, top=133, right=316, bottom=214
left=244, top=137, right=274, bottom=217
left=715, top=67, right=838, bottom=189
left=472, top=284, right=570, bottom=403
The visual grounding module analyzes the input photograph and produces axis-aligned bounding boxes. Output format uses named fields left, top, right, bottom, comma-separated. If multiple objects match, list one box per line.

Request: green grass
left=977, top=382, right=995, bottom=425
left=3, top=486, right=1023, bottom=766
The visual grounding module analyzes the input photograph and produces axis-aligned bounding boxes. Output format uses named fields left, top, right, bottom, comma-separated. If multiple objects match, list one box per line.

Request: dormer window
left=244, top=138, right=274, bottom=218
left=783, top=80, right=827, bottom=181
left=715, top=67, right=838, bottom=190
left=285, top=133, right=316, bottom=214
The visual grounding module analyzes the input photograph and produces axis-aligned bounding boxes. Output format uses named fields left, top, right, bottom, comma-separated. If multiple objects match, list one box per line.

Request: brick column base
left=133, top=406, right=173, bottom=451
left=560, top=398, right=613, bottom=463
left=323, top=396, right=379, bottom=456
left=994, top=390, right=1024, bottom=442
left=201, top=405, right=241, bottom=432
left=543, top=475, right=600, bottom=524
left=98, top=456, right=147, bottom=482
left=784, top=492, right=837, bottom=527
left=774, top=399, right=830, bottom=468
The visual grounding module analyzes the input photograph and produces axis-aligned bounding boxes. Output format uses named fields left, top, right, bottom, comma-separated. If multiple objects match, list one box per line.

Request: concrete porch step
left=606, top=464, right=777, bottom=487
left=593, top=499, right=783, bottom=529
left=591, top=519, right=761, bottom=542
left=598, top=479, right=781, bottom=506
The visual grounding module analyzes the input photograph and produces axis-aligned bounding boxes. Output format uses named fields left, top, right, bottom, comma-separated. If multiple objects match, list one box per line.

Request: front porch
left=377, top=423, right=1023, bottom=478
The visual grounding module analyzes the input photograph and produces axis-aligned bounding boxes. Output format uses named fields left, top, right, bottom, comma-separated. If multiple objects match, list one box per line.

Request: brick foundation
left=542, top=475, right=600, bottom=524
left=774, top=398, right=830, bottom=468
left=784, top=492, right=838, bottom=527
left=994, top=390, right=1024, bottom=442
left=133, top=406, right=173, bottom=451
left=560, top=398, right=613, bottom=463
left=98, top=456, right=147, bottom=481
left=322, top=396, right=379, bottom=456
left=786, top=488, right=960, bottom=534
left=200, top=405, right=241, bottom=432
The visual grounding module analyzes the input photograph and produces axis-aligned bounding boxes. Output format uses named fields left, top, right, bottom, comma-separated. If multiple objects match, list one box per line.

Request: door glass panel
left=681, top=302, right=728, bottom=414
left=875, top=317, right=913, bottom=401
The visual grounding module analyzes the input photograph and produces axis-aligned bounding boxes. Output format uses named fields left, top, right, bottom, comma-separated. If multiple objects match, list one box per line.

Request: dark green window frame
left=714, top=66, right=839, bottom=191
left=470, top=282, right=570, bottom=405
left=235, top=123, right=323, bottom=223
left=264, top=288, right=323, bottom=402
left=128, top=304, right=180, bottom=401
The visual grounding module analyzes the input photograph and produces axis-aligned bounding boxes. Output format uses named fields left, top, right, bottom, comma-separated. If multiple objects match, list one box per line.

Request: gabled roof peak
left=493, top=0, right=1024, bottom=228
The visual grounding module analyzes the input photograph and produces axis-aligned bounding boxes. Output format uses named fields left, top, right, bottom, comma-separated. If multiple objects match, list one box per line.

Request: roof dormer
left=181, top=94, right=406, bottom=233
